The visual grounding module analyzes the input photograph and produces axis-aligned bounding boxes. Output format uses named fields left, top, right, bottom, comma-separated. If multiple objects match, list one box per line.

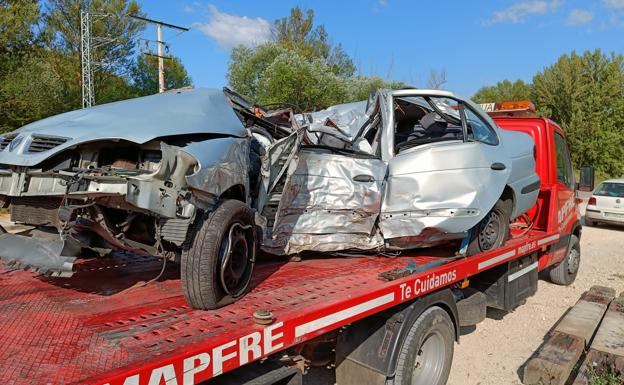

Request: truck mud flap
left=0, top=233, right=77, bottom=277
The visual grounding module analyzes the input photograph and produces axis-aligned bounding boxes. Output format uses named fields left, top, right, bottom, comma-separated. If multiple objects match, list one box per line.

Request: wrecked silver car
left=261, top=89, right=540, bottom=257
left=0, top=87, right=539, bottom=311
left=0, top=88, right=291, bottom=310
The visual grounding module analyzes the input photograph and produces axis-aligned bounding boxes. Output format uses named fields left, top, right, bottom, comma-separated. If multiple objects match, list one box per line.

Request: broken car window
left=394, top=96, right=463, bottom=153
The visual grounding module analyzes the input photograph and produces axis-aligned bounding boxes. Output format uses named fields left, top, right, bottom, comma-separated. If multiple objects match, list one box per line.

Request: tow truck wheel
left=182, top=199, right=256, bottom=310
left=466, top=197, right=512, bottom=256
left=387, top=307, right=454, bottom=385
left=549, top=234, right=580, bottom=286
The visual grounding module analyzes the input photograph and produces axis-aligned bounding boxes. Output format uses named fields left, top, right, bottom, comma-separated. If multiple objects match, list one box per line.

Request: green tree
left=274, top=7, right=355, bottom=77
left=130, top=55, right=193, bottom=96
left=472, top=79, right=533, bottom=103
left=256, top=50, right=346, bottom=111
left=41, top=0, right=146, bottom=107
left=227, top=7, right=404, bottom=111
left=533, top=49, right=624, bottom=176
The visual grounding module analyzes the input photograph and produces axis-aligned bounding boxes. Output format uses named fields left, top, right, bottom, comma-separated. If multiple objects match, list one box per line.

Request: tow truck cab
left=489, top=101, right=582, bottom=274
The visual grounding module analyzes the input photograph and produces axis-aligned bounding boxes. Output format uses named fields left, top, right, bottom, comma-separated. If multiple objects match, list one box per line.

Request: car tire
left=584, top=218, right=596, bottom=227
left=181, top=199, right=256, bottom=310
left=386, top=306, right=455, bottom=385
left=549, top=234, right=580, bottom=286
left=466, top=197, right=512, bottom=256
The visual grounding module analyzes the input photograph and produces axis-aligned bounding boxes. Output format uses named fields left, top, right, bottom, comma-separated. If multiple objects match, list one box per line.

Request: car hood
left=0, top=88, right=247, bottom=167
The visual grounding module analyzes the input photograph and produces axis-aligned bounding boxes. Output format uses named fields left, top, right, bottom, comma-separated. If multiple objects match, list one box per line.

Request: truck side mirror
left=578, top=165, right=595, bottom=192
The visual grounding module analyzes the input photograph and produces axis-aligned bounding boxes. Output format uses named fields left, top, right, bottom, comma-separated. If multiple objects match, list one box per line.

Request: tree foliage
left=227, top=7, right=404, bottom=111
left=472, top=79, right=533, bottom=104
left=130, top=55, right=193, bottom=96
left=274, top=7, right=355, bottom=77
left=533, top=50, right=624, bottom=176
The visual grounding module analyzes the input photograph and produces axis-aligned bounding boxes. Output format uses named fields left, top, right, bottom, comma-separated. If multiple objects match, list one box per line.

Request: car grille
left=0, top=134, right=16, bottom=151
left=27, top=136, right=69, bottom=153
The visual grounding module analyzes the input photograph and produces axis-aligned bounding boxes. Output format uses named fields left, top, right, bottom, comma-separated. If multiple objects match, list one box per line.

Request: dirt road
left=447, top=222, right=624, bottom=385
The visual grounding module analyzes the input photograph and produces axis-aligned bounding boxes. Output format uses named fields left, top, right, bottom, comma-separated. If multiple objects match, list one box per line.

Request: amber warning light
left=479, top=101, right=536, bottom=117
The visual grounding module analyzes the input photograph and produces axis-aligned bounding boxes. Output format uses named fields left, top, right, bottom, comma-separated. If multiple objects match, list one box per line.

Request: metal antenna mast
left=129, top=15, right=189, bottom=93
left=80, top=11, right=117, bottom=108
left=80, top=11, right=94, bottom=108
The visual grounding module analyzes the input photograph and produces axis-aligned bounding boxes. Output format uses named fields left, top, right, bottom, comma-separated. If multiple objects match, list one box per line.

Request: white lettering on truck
left=103, top=322, right=285, bottom=385
left=400, top=270, right=458, bottom=301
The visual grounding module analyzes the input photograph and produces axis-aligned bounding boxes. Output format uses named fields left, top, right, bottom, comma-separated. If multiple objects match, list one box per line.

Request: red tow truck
left=0, top=102, right=582, bottom=385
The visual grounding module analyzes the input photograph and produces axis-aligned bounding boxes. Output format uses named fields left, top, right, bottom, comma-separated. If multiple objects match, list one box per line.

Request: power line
left=80, top=12, right=189, bottom=108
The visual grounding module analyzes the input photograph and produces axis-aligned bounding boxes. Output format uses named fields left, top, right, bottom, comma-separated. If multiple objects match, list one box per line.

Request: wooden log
left=523, top=331, right=585, bottom=385
left=523, top=287, right=615, bottom=385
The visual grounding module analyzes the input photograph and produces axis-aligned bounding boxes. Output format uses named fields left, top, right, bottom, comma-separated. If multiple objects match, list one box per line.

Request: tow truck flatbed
left=0, top=229, right=560, bottom=385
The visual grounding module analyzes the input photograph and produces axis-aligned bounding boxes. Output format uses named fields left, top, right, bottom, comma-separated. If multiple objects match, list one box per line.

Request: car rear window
left=594, top=182, right=624, bottom=197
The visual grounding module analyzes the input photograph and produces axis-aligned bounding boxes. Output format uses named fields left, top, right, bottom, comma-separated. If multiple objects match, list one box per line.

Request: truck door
left=552, top=130, right=576, bottom=242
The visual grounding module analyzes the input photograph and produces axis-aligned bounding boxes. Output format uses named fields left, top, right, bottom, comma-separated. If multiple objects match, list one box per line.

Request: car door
left=259, top=128, right=387, bottom=255
left=379, top=93, right=511, bottom=244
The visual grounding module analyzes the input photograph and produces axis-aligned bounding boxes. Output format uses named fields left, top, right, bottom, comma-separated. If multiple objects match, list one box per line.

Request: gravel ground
left=447, top=221, right=624, bottom=385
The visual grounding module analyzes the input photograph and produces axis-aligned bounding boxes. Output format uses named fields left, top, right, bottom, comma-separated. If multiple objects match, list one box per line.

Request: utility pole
left=129, top=15, right=189, bottom=93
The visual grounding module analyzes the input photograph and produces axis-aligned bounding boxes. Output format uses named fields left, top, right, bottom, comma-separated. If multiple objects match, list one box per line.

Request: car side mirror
left=578, top=165, right=595, bottom=192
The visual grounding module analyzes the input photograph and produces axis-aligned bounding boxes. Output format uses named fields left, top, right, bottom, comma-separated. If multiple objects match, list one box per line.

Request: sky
left=138, top=0, right=624, bottom=98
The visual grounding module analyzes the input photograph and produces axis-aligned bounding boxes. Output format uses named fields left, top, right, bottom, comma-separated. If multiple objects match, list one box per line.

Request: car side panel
left=262, top=150, right=386, bottom=255
left=380, top=141, right=510, bottom=242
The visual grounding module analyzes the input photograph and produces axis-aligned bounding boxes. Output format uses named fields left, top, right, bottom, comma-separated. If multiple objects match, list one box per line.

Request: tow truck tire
left=466, top=197, right=512, bottom=256
left=182, top=200, right=256, bottom=310
left=549, top=234, right=580, bottom=286
left=387, top=306, right=454, bottom=385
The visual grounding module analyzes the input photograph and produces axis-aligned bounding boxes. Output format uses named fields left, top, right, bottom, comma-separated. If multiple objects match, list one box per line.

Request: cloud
left=483, top=0, right=564, bottom=24
left=378, top=0, right=388, bottom=6
left=603, top=0, right=624, bottom=9
left=193, top=5, right=272, bottom=49
left=567, top=9, right=593, bottom=25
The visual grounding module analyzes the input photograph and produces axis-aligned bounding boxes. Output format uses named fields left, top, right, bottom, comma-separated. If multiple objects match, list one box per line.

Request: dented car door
left=379, top=92, right=511, bottom=248
left=262, top=147, right=386, bottom=255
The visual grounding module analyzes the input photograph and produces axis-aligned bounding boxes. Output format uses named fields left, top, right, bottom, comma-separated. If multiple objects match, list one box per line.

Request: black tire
left=181, top=199, right=256, bottom=310
left=467, top=197, right=512, bottom=256
left=387, top=307, right=455, bottom=385
left=549, top=234, right=580, bottom=286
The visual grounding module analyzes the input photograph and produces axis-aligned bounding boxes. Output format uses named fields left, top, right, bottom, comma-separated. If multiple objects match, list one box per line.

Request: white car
left=585, top=179, right=624, bottom=226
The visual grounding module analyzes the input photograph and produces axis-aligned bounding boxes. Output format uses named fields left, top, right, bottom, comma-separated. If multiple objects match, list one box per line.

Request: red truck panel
left=0, top=230, right=560, bottom=385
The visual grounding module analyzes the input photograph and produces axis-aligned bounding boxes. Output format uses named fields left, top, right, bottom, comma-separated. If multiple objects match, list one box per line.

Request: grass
left=588, top=368, right=624, bottom=385
left=0, top=207, right=7, bottom=215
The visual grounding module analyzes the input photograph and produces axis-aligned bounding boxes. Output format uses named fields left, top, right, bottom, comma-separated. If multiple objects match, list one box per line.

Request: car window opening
left=393, top=96, right=463, bottom=153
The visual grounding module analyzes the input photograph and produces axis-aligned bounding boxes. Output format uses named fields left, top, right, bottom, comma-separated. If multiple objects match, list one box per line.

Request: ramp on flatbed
left=0, top=230, right=558, bottom=385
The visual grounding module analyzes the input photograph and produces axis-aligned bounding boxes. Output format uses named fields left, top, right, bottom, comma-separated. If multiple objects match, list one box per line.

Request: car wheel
left=386, top=306, right=454, bottom=385
left=549, top=234, right=580, bottom=286
left=181, top=199, right=256, bottom=310
left=466, top=198, right=512, bottom=256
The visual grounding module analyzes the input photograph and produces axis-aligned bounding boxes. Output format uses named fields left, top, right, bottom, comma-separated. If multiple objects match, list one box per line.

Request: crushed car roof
left=0, top=88, right=246, bottom=167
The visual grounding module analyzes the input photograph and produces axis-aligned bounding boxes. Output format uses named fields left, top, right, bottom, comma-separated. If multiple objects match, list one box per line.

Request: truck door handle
left=353, top=174, right=375, bottom=182
left=491, top=162, right=506, bottom=171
